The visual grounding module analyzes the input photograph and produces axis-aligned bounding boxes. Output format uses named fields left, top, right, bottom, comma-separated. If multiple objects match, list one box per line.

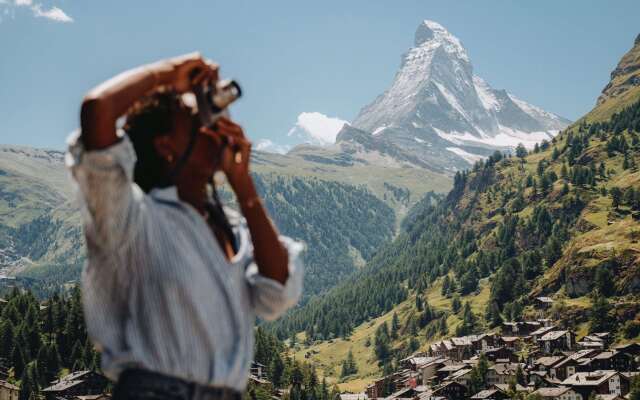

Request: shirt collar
left=149, top=186, right=180, bottom=203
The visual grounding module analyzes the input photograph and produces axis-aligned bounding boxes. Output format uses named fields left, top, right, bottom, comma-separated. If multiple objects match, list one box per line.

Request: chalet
left=449, top=337, right=475, bottom=361
left=443, top=368, right=472, bottom=387
left=553, top=357, right=584, bottom=381
left=431, top=381, right=467, bottom=400
left=534, top=297, right=554, bottom=309
left=365, top=377, right=385, bottom=399
left=0, top=381, right=19, bottom=400
left=613, top=343, right=640, bottom=358
left=532, top=386, right=583, bottom=400
left=436, top=364, right=467, bottom=383
left=486, top=363, right=524, bottom=386
left=538, top=331, right=575, bottom=354
left=530, top=325, right=557, bottom=341
left=471, top=334, right=500, bottom=353
left=583, top=352, right=635, bottom=372
left=251, top=361, right=267, bottom=380
left=533, top=356, right=565, bottom=374
left=42, top=370, right=109, bottom=400
left=469, top=389, right=509, bottom=400
left=577, top=340, right=605, bottom=351
left=499, top=337, right=521, bottom=351
left=385, top=387, right=421, bottom=400
left=400, top=356, right=429, bottom=371
left=419, top=358, right=450, bottom=385
left=491, top=384, right=530, bottom=395
left=503, top=322, right=542, bottom=337
left=561, top=371, right=627, bottom=399
left=482, top=347, right=518, bottom=363
left=528, top=371, right=560, bottom=388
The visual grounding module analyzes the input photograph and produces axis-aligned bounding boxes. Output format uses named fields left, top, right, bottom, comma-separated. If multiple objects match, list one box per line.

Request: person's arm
left=80, top=53, right=216, bottom=150
left=205, top=118, right=289, bottom=285
left=237, top=179, right=289, bottom=285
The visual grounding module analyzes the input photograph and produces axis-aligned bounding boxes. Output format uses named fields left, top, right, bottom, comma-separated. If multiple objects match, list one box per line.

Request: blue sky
left=0, top=0, right=638, bottom=150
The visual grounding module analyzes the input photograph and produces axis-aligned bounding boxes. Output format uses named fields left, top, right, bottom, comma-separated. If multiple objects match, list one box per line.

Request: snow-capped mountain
left=350, top=20, right=571, bottom=169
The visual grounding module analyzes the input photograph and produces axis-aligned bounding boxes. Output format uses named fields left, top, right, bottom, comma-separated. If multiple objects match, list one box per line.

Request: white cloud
left=287, top=112, right=348, bottom=146
left=255, top=139, right=291, bottom=155
left=31, top=4, right=72, bottom=22
left=1, top=1, right=73, bottom=23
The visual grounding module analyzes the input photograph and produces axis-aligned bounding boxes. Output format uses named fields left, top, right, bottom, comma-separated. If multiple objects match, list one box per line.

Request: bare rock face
left=597, top=33, right=640, bottom=105
left=347, top=20, right=570, bottom=170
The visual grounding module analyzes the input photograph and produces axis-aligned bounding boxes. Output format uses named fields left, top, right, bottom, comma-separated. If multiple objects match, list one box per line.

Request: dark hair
left=123, top=91, right=238, bottom=252
left=123, top=90, right=177, bottom=192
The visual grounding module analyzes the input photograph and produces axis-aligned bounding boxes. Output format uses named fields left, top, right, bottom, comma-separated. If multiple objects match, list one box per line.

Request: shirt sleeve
left=244, top=235, right=304, bottom=321
left=65, top=129, right=143, bottom=253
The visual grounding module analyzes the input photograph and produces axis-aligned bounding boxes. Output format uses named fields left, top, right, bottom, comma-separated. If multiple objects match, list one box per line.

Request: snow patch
left=473, top=76, right=500, bottom=111
left=446, top=147, right=485, bottom=164
left=414, top=137, right=426, bottom=144
left=435, top=126, right=556, bottom=149
left=372, top=125, right=387, bottom=136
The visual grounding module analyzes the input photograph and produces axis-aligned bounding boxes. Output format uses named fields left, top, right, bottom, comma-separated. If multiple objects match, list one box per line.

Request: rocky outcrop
left=597, top=33, right=640, bottom=105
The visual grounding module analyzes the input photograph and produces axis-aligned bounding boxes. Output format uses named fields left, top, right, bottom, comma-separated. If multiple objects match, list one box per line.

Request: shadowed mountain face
left=349, top=20, right=571, bottom=170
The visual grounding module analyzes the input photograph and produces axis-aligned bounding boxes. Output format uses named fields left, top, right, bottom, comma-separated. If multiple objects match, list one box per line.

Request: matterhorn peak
left=413, top=20, right=469, bottom=63
left=352, top=19, right=570, bottom=169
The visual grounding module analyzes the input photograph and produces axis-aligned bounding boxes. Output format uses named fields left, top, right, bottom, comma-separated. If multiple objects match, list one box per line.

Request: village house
left=431, top=381, right=467, bottom=400
left=502, top=321, right=542, bottom=337
left=534, top=297, right=554, bottom=310
left=42, top=371, right=109, bottom=400
left=491, top=383, right=530, bottom=395
left=532, top=356, right=565, bottom=378
left=0, top=381, right=19, bottom=400
left=436, top=364, right=468, bottom=383
left=532, top=386, right=583, bottom=400
left=419, top=358, right=450, bottom=386
left=531, top=325, right=558, bottom=342
left=469, top=388, right=509, bottom=400
left=250, top=361, right=267, bottom=380
left=482, top=347, right=518, bottom=363
left=486, top=363, right=524, bottom=386
left=561, top=371, right=627, bottom=399
left=614, top=343, right=640, bottom=358
left=538, top=331, right=575, bottom=354
left=583, top=351, right=635, bottom=372
left=443, top=368, right=473, bottom=387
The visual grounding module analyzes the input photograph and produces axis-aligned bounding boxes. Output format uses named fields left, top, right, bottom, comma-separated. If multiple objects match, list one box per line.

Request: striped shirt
left=65, top=130, right=303, bottom=391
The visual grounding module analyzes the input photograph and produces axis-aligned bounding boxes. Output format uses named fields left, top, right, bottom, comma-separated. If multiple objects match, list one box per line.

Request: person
left=66, top=53, right=303, bottom=400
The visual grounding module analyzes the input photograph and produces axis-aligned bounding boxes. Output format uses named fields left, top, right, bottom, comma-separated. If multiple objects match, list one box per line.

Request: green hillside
left=0, top=143, right=448, bottom=298
left=268, top=33, right=640, bottom=390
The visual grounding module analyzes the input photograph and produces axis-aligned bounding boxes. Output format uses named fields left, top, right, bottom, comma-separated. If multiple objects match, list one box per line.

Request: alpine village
left=1, top=18, right=640, bottom=400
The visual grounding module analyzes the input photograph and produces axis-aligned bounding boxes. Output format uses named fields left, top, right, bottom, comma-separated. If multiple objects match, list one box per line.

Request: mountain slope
left=269, top=32, right=640, bottom=390
left=0, top=145, right=444, bottom=298
left=350, top=20, right=570, bottom=170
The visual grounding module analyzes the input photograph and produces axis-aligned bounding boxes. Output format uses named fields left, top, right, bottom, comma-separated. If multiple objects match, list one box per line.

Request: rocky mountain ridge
left=348, top=20, right=570, bottom=170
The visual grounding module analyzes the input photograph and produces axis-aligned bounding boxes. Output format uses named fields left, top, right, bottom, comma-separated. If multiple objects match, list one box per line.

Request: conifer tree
left=390, top=313, right=400, bottom=339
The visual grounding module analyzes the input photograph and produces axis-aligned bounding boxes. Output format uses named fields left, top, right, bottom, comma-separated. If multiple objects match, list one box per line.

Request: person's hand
left=154, top=52, right=219, bottom=93
left=200, top=117, right=254, bottom=200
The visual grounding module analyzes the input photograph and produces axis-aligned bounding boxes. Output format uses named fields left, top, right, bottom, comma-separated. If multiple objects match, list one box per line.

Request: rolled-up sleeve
left=245, top=236, right=304, bottom=321
left=66, top=130, right=142, bottom=253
